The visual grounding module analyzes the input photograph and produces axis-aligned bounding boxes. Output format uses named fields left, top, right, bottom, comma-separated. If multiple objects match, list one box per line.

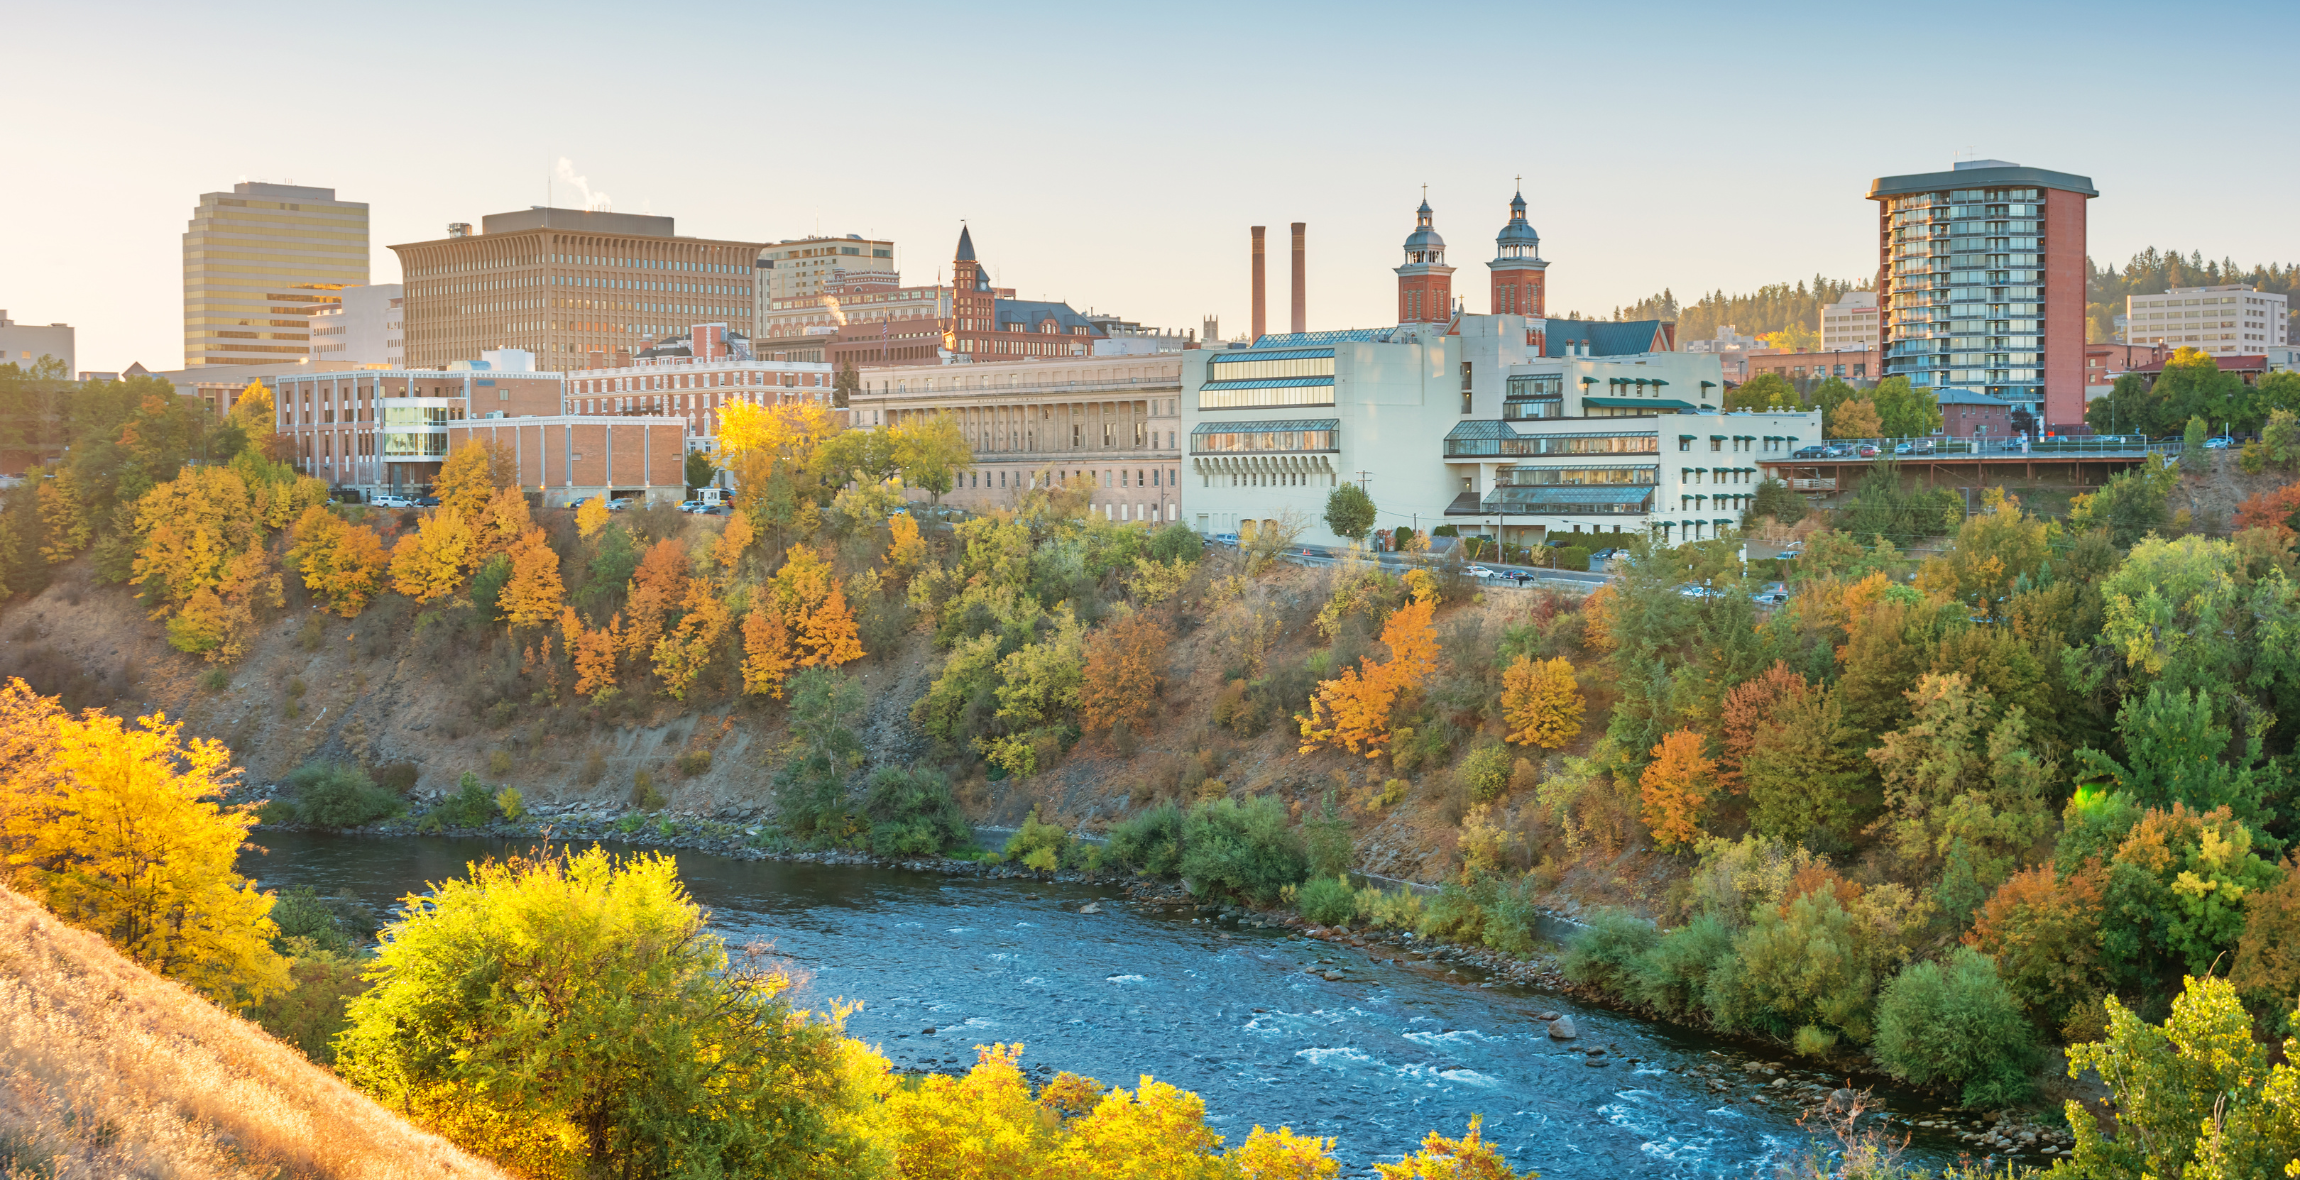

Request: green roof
left=1584, top=397, right=1696, bottom=410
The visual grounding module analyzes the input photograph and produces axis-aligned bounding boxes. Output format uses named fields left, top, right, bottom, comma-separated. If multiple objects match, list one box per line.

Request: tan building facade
left=183, top=182, right=369, bottom=368
left=390, top=207, right=765, bottom=372
left=759, top=235, right=896, bottom=301
left=852, top=355, right=1186, bottom=523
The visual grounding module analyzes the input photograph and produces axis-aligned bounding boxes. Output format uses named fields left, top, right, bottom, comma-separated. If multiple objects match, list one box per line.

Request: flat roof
left=1868, top=165, right=2097, bottom=199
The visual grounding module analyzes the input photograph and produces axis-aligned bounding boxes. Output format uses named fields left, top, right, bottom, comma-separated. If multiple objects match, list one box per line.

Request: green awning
left=1586, top=397, right=1697, bottom=409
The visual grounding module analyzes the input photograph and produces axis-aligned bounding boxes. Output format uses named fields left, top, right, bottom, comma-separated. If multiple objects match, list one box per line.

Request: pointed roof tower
left=955, top=224, right=976, bottom=262
left=1487, top=182, right=1548, bottom=319
left=1395, top=190, right=1456, bottom=325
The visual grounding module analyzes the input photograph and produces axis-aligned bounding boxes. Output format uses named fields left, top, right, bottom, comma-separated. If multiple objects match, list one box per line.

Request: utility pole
left=1354, top=470, right=1373, bottom=492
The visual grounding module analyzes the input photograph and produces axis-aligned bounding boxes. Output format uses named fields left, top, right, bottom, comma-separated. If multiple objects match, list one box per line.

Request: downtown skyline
left=5, top=0, right=2297, bottom=372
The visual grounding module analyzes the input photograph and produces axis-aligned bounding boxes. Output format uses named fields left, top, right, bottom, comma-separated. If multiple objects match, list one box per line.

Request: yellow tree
left=500, top=527, right=566, bottom=628
left=741, top=600, right=795, bottom=698
left=388, top=505, right=477, bottom=602
left=797, top=583, right=865, bottom=668
left=651, top=578, right=732, bottom=700
left=226, top=379, right=273, bottom=437
left=888, top=510, right=929, bottom=571
left=287, top=505, right=389, bottom=617
left=1374, top=1116, right=1528, bottom=1180
left=575, top=494, right=610, bottom=540
left=435, top=440, right=504, bottom=520
left=1639, top=729, right=1716, bottom=851
left=166, top=547, right=282, bottom=663
left=718, top=507, right=755, bottom=574
left=0, top=689, right=289, bottom=1007
left=478, top=485, right=533, bottom=557
left=622, top=537, right=691, bottom=662
left=129, top=465, right=260, bottom=613
left=1500, top=654, right=1584, bottom=749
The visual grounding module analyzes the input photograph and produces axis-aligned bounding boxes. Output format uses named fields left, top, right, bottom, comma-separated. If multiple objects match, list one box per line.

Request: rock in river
left=1547, top=1016, right=1578, bottom=1040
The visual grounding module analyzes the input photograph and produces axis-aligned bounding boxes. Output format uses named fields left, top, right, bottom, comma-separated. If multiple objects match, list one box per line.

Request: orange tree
left=1298, top=574, right=1439, bottom=760
left=499, top=528, right=566, bottom=628
left=1079, top=611, right=1168, bottom=736
left=1639, top=728, right=1716, bottom=851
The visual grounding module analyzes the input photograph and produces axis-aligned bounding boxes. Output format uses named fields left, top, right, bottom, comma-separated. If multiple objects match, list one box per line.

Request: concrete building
left=308, top=283, right=404, bottom=367
left=183, top=182, right=368, bottom=369
left=0, top=311, right=73, bottom=375
left=1085, top=312, right=1194, bottom=356
left=758, top=234, right=895, bottom=301
left=143, top=359, right=362, bottom=421
left=1181, top=196, right=1818, bottom=550
left=1869, top=160, right=2096, bottom=432
left=567, top=350, right=833, bottom=446
left=759, top=273, right=952, bottom=365
left=850, top=354, right=1184, bottom=522
left=268, top=348, right=696, bottom=504
left=2124, top=286, right=2287, bottom=356
left=390, top=207, right=766, bottom=372
left=1820, top=290, right=1879, bottom=352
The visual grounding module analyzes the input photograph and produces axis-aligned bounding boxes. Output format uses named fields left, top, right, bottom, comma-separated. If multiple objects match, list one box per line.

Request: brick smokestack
left=1290, top=222, right=1306, bottom=334
left=1250, top=226, right=1266, bottom=342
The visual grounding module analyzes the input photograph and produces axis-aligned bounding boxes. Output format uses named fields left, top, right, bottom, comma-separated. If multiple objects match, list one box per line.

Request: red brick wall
left=2042, top=188, right=2090, bottom=431
left=1398, top=272, right=1451, bottom=324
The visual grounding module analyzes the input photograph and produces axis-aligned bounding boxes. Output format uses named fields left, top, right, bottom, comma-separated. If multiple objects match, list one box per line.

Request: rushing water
left=242, top=832, right=1978, bottom=1177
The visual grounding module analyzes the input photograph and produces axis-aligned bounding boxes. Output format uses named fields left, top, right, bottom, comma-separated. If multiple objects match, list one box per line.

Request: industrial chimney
left=1290, top=222, right=1306, bottom=334
left=1250, top=227, right=1267, bottom=342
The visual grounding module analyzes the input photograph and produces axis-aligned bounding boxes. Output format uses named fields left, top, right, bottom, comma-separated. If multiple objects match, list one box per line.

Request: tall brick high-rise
left=1868, top=161, right=2096, bottom=433
left=1395, top=197, right=1454, bottom=324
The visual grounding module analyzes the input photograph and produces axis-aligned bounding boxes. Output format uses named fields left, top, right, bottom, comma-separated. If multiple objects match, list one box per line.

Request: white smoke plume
left=555, top=158, right=611, bottom=211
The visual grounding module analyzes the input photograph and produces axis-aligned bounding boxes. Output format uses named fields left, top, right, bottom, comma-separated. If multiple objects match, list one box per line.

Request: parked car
left=1892, top=442, right=1913, bottom=455
left=605, top=497, right=630, bottom=512
left=1855, top=443, right=1880, bottom=458
left=2206, top=436, right=2234, bottom=449
left=1465, top=565, right=1497, bottom=579
left=1997, top=438, right=2024, bottom=451
left=1676, top=583, right=1721, bottom=599
left=1790, top=445, right=1829, bottom=459
left=370, top=493, right=410, bottom=508
left=414, top=495, right=441, bottom=508
left=1912, top=439, right=1937, bottom=455
left=1752, top=589, right=1789, bottom=607
left=1823, top=444, right=1855, bottom=458
left=1212, top=532, right=1240, bottom=547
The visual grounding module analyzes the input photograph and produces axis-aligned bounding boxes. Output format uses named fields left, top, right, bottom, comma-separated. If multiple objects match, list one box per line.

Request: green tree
left=1871, top=947, right=2040, bottom=1108
left=2086, top=372, right=2158, bottom=437
left=1867, top=376, right=1942, bottom=439
left=1740, top=478, right=1807, bottom=530
left=832, top=356, right=858, bottom=408
left=1865, top=673, right=2054, bottom=902
left=2183, top=414, right=2209, bottom=471
left=891, top=414, right=973, bottom=519
left=2263, top=405, right=2300, bottom=470
left=1742, top=683, right=1868, bottom=846
left=335, top=848, right=878, bottom=1178
left=1723, top=372, right=1796, bottom=412
left=1322, top=483, right=1377, bottom=546
left=2070, top=454, right=2178, bottom=547
left=682, top=448, right=717, bottom=493
left=776, top=667, right=867, bottom=838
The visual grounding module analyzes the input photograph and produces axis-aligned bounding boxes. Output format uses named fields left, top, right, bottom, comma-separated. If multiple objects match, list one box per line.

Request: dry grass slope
left=0, top=885, right=508, bottom=1180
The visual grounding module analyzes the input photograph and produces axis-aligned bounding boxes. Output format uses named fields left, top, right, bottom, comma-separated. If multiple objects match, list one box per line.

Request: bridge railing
left=1765, top=435, right=2181, bottom=460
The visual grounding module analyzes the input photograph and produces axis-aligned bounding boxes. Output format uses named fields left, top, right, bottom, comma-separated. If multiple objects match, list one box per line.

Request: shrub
left=675, top=749, right=713, bottom=777
left=494, top=787, right=525, bottom=823
left=1629, top=914, right=1735, bottom=1018
left=268, top=886, right=366, bottom=955
left=255, top=798, right=297, bottom=825
left=1562, top=908, right=1660, bottom=993
left=861, top=767, right=972, bottom=856
left=1707, top=890, right=1881, bottom=1049
left=200, top=668, right=231, bottom=692
left=1297, top=875, right=1358, bottom=926
left=374, top=762, right=420, bottom=795
left=1148, top=522, right=1203, bottom=564
left=1456, top=743, right=1512, bottom=803
left=1414, top=882, right=1487, bottom=943
left=297, top=616, right=325, bottom=652
left=579, top=750, right=606, bottom=786
left=1359, top=886, right=1425, bottom=930
left=486, top=748, right=512, bottom=777
left=1556, top=545, right=1590, bottom=572
left=630, top=769, right=666, bottom=811
left=1002, top=807, right=1071, bottom=872
left=1872, top=947, right=2040, bottom=1108
left=1107, top=803, right=1184, bottom=876
left=1302, top=793, right=1354, bottom=878
left=1178, top=795, right=1307, bottom=906
left=434, top=772, right=499, bottom=828
left=288, top=762, right=399, bottom=829
left=249, top=949, right=368, bottom=1065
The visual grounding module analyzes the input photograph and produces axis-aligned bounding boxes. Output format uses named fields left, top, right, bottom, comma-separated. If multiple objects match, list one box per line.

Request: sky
left=6, top=0, right=2297, bottom=373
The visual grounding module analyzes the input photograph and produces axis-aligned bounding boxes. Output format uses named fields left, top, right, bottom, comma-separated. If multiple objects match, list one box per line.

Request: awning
left=1585, top=397, right=1696, bottom=409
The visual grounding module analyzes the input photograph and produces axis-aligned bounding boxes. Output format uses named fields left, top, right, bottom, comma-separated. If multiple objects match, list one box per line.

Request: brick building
left=1744, top=348, right=1879, bottom=385
left=1934, top=387, right=2013, bottom=438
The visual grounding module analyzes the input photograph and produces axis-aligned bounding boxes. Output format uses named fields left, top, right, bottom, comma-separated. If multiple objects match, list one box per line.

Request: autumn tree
left=1499, top=654, right=1583, bottom=749
left=499, top=528, right=566, bottom=628
left=287, top=505, right=389, bottom=617
left=1964, top=862, right=2109, bottom=1024
left=717, top=506, right=755, bottom=574
left=888, top=510, right=928, bottom=570
left=1716, top=661, right=1806, bottom=792
left=563, top=609, right=621, bottom=699
left=621, top=537, right=692, bottom=661
left=2234, top=481, right=2300, bottom=538
left=477, top=484, right=533, bottom=556
left=2230, top=856, right=2300, bottom=1013
left=1639, top=729, right=1716, bottom=851
left=1079, top=610, right=1168, bottom=736
left=127, top=464, right=262, bottom=612
left=434, top=440, right=506, bottom=521
left=166, top=547, right=283, bottom=663
left=0, top=684, right=289, bottom=1007
left=797, top=582, right=864, bottom=668
left=1374, top=1116, right=1529, bottom=1180
left=1830, top=398, right=1883, bottom=439
left=1298, top=575, right=1439, bottom=759
left=741, top=600, right=795, bottom=699
left=575, top=494, right=610, bottom=540
left=388, top=505, right=477, bottom=602
left=651, top=578, right=732, bottom=700
left=1866, top=672, right=2055, bottom=897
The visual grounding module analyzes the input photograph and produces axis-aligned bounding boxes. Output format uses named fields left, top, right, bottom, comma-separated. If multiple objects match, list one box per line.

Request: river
left=242, top=832, right=1982, bottom=1177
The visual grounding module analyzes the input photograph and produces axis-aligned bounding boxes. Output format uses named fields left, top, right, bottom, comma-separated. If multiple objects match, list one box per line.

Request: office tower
left=183, top=182, right=368, bottom=368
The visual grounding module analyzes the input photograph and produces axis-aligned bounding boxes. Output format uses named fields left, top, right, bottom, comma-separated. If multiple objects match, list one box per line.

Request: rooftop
left=1868, top=161, right=2097, bottom=199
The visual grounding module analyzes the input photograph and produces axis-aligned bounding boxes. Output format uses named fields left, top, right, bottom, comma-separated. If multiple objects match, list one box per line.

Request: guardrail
left=1769, top=436, right=2182, bottom=460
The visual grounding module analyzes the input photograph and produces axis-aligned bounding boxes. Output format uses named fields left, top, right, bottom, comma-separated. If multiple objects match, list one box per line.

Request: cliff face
left=0, top=883, right=509, bottom=1179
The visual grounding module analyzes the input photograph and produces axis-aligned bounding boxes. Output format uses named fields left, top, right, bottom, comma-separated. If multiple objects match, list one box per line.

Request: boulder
left=1535, top=1011, right=1561, bottom=1022
left=1547, top=1016, right=1578, bottom=1040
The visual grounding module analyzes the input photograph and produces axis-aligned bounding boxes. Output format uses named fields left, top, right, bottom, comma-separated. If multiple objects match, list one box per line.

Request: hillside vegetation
left=0, top=882, right=508, bottom=1179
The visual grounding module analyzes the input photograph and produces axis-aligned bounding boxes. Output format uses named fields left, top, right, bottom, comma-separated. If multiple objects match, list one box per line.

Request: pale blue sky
left=7, top=0, right=2296, bottom=370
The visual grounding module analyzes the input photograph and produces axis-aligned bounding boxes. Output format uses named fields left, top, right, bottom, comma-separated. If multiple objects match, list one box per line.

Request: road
left=1250, top=544, right=1615, bottom=589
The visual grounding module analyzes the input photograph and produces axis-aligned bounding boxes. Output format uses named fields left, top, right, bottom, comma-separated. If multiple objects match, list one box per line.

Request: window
left=1679, top=436, right=1693, bottom=452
